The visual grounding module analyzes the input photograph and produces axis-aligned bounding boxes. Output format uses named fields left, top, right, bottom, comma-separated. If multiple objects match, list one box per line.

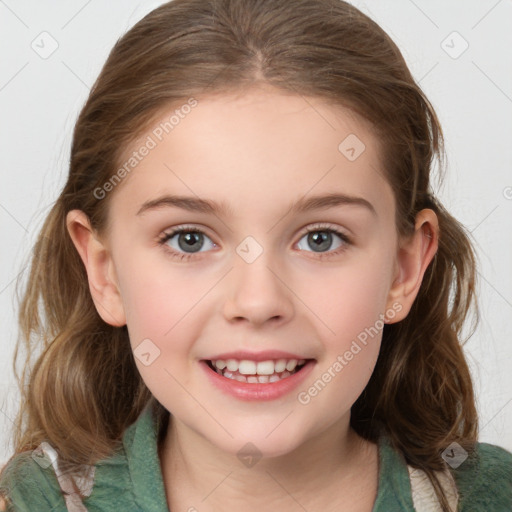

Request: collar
left=123, top=401, right=169, bottom=509
left=372, top=434, right=416, bottom=511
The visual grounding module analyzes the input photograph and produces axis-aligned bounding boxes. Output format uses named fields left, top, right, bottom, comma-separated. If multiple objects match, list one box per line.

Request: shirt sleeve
left=453, top=441, right=512, bottom=510
left=0, top=451, right=68, bottom=512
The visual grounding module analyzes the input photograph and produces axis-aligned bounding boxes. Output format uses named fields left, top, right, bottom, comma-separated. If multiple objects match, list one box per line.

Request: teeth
left=274, top=359, right=287, bottom=373
left=226, top=359, right=238, bottom=371
left=239, top=360, right=257, bottom=375
left=213, top=358, right=304, bottom=375
left=210, top=358, right=309, bottom=384
left=285, top=360, right=298, bottom=371
left=220, top=369, right=293, bottom=383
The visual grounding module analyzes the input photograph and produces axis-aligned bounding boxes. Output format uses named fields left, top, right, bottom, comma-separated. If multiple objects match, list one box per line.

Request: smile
left=200, top=358, right=316, bottom=401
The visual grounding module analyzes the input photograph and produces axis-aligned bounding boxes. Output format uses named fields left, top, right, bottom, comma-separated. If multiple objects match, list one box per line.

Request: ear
left=384, top=208, right=439, bottom=323
left=66, top=210, right=126, bottom=327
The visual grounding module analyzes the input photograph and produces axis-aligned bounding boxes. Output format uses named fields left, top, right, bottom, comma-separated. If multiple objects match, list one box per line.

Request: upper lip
left=203, top=350, right=314, bottom=362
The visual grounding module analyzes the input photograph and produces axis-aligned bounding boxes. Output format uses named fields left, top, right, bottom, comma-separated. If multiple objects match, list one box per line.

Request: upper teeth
left=212, top=358, right=306, bottom=375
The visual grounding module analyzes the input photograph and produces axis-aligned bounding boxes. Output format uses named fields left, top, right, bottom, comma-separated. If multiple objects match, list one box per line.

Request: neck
left=158, top=413, right=376, bottom=511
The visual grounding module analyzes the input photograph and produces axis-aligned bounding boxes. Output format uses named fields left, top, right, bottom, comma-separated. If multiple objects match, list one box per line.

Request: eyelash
left=157, top=223, right=352, bottom=261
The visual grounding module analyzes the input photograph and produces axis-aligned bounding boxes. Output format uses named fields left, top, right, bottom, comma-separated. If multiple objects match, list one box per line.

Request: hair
left=1, top=0, right=479, bottom=510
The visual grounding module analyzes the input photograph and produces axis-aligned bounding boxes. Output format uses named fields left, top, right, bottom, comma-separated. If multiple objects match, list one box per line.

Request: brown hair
left=2, top=0, right=478, bottom=510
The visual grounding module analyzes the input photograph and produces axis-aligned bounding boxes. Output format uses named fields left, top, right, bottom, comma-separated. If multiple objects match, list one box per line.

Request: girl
left=1, top=0, right=511, bottom=510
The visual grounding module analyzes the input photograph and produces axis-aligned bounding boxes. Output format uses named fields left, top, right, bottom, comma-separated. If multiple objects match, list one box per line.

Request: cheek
left=295, top=268, right=387, bottom=415
left=308, top=272, right=384, bottom=381
left=116, top=250, right=210, bottom=337
left=293, top=247, right=394, bottom=405
left=115, top=254, right=222, bottom=395
left=298, top=251, right=394, bottom=343
left=117, top=257, right=213, bottom=407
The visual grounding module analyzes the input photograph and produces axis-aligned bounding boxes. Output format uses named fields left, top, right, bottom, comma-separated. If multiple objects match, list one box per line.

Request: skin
left=67, top=84, right=439, bottom=511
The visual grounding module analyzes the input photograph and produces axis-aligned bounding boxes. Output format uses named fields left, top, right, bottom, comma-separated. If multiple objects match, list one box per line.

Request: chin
left=209, top=424, right=307, bottom=462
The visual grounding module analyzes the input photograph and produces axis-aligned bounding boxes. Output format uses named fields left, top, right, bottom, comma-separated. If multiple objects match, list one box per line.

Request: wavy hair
left=1, top=1, right=479, bottom=510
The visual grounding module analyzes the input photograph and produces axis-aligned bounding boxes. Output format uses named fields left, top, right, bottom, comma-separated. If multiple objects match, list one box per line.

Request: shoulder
left=452, top=441, right=512, bottom=509
left=0, top=451, right=67, bottom=511
left=0, top=444, right=132, bottom=511
left=0, top=404, right=167, bottom=511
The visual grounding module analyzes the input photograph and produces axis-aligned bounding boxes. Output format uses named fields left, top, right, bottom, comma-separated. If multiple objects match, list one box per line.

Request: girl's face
left=93, top=87, right=407, bottom=457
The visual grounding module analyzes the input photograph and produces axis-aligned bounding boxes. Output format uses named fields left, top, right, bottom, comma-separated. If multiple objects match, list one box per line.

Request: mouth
left=203, top=358, right=313, bottom=384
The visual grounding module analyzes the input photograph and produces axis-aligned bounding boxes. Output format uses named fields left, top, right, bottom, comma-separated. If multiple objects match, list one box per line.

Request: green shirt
left=1, top=404, right=511, bottom=511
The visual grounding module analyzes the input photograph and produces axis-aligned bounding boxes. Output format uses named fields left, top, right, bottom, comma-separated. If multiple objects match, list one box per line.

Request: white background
left=1, top=0, right=511, bottom=463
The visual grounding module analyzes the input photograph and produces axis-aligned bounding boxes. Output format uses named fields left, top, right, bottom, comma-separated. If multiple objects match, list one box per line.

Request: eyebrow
left=136, top=192, right=377, bottom=217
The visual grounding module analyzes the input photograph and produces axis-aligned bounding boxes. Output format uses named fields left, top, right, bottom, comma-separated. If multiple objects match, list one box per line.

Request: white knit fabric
left=408, top=464, right=459, bottom=512
left=40, top=442, right=95, bottom=512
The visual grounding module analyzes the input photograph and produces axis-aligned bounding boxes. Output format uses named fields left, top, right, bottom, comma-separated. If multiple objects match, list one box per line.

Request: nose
left=222, top=250, right=295, bottom=327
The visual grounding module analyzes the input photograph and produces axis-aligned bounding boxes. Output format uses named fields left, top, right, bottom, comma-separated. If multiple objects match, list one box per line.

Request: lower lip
left=200, top=359, right=316, bottom=401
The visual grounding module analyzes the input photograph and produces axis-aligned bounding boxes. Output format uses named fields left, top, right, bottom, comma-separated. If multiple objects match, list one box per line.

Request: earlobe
left=385, top=209, right=439, bottom=323
left=66, top=210, right=126, bottom=327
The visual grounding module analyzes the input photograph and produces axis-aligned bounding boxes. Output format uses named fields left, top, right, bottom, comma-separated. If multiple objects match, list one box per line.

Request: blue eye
left=158, top=223, right=352, bottom=261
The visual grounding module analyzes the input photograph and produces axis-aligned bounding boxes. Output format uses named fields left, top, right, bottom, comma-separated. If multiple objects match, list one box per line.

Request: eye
left=296, top=223, right=352, bottom=258
left=157, top=223, right=352, bottom=262
left=157, top=225, right=216, bottom=261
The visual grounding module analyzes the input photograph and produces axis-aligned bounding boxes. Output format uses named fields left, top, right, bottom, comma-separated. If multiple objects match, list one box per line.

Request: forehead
left=108, top=87, right=394, bottom=223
